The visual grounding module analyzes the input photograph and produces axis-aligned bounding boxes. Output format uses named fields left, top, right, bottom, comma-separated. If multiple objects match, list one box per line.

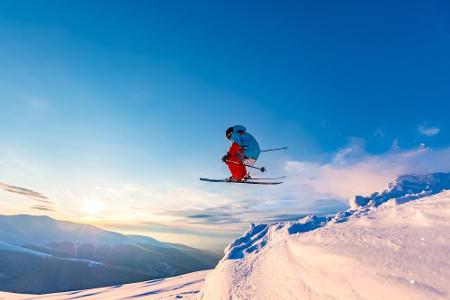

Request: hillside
left=199, top=173, right=450, bottom=299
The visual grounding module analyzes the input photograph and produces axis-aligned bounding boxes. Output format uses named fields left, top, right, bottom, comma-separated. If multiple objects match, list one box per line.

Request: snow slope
left=200, top=174, right=450, bottom=300
left=0, top=270, right=209, bottom=300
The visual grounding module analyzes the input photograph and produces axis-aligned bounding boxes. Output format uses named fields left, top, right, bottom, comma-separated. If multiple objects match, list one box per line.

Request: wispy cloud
left=418, top=124, right=440, bottom=137
left=30, top=205, right=55, bottom=212
left=261, top=214, right=310, bottom=223
left=0, top=182, right=50, bottom=201
left=176, top=209, right=242, bottom=225
left=374, top=128, right=385, bottom=138
left=0, top=182, right=56, bottom=213
left=98, top=220, right=239, bottom=239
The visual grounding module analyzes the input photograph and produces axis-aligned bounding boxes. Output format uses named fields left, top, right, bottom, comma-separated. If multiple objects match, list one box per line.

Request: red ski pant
left=226, top=142, right=247, bottom=181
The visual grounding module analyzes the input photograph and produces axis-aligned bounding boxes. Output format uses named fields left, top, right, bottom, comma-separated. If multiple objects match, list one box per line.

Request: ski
left=199, top=178, right=282, bottom=185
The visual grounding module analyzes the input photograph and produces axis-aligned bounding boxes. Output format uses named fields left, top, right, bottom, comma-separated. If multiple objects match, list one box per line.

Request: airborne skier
left=199, top=125, right=286, bottom=185
left=222, top=125, right=261, bottom=182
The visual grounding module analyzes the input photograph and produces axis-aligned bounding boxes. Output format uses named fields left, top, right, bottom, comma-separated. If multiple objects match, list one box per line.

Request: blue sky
left=1, top=0, right=450, bottom=250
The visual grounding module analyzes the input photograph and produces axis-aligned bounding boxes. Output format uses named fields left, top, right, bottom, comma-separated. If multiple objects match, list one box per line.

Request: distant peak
left=1, top=214, right=53, bottom=220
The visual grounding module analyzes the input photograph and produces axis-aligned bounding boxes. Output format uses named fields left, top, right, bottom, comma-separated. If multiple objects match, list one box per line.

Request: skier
left=222, top=125, right=261, bottom=182
left=199, top=126, right=285, bottom=184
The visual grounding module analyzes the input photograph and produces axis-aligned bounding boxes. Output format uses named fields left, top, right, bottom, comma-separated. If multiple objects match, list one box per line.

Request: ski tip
left=199, top=177, right=219, bottom=182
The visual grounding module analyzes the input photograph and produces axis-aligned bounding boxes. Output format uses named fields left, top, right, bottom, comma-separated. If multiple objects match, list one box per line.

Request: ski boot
left=241, top=173, right=252, bottom=182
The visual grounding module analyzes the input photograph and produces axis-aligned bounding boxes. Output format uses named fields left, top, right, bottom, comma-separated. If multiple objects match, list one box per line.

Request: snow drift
left=199, top=172, right=450, bottom=300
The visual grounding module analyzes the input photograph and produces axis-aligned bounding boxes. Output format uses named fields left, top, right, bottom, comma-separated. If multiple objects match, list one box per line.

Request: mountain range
left=0, top=215, right=219, bottom=294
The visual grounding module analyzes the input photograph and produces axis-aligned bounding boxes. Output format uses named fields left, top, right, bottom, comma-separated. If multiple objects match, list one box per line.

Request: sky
left=1, top=0, right=450, bottom=251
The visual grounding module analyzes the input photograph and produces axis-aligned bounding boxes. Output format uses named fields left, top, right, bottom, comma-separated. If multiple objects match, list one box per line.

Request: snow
left=349, top=172, right=450, bottom=209
left=0, top=270, right=209, bottom=300
left=199, top=174, right=450, bottom=300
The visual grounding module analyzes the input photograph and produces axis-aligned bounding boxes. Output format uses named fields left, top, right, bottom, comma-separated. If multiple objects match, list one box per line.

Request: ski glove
left=222, top=153, right=230, bottom=162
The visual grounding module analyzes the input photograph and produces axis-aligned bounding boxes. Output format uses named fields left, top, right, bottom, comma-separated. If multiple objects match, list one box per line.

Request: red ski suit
left=226, top=142, right=247, bottom=181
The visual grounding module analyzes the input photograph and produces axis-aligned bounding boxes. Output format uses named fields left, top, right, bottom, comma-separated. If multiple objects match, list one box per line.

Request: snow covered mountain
left=0, top=215, right=219, bottom=294
left=0, top=214, right=164, bottom=247
left=200, top=172, right=450, bottom=299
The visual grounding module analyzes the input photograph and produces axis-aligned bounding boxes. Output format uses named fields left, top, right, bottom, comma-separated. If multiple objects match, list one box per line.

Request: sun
left=81, top=200, right=105, bottom=215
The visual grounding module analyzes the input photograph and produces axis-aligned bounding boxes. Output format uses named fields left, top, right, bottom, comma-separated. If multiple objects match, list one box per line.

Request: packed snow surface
left=200, top=173, right=450, bottom=300
left=0, top=270, right=209, bottom=300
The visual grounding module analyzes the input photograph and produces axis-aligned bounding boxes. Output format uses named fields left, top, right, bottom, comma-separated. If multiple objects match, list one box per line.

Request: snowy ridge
left=223, top=214, right=328, bottom=261
left=199, top=172, right=450, bottom=299
left=350, top=172, right=450, bottom=208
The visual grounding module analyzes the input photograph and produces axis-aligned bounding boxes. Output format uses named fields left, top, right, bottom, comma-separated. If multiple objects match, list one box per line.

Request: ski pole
left=226, top=160, right=266, bottom=172
left=260, top=146, right=288, bottom=153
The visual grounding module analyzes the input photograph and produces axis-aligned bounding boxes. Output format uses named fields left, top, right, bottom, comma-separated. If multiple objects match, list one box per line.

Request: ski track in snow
left=0, top=270, right=209, bottom=300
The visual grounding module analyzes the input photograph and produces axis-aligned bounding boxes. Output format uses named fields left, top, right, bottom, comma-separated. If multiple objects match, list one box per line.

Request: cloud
left=284, top=142, right=450, bottom=200
left=70, top=183, right=249, bottom=232
left=418, top=124, right=440, bottom=137
left=391, top=138, right=400, bottom=150
left=332, top=137, right=366, bottom=163
left=186, top=213, right=242, bottom=225
left=261, top=214, right=310, bottom=223
left=374, top=128, right=385, bottom=138
left=0, top=182, right=51, bottom=201
left=99, top=220, right=239, bottom=239
left=166, top=204, right=246, bottom=225
left=0, top=182, right=56, bottom=214
left=187, top=214, right=213, bottom=219
left=30, top=205, right=55, bottom=212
